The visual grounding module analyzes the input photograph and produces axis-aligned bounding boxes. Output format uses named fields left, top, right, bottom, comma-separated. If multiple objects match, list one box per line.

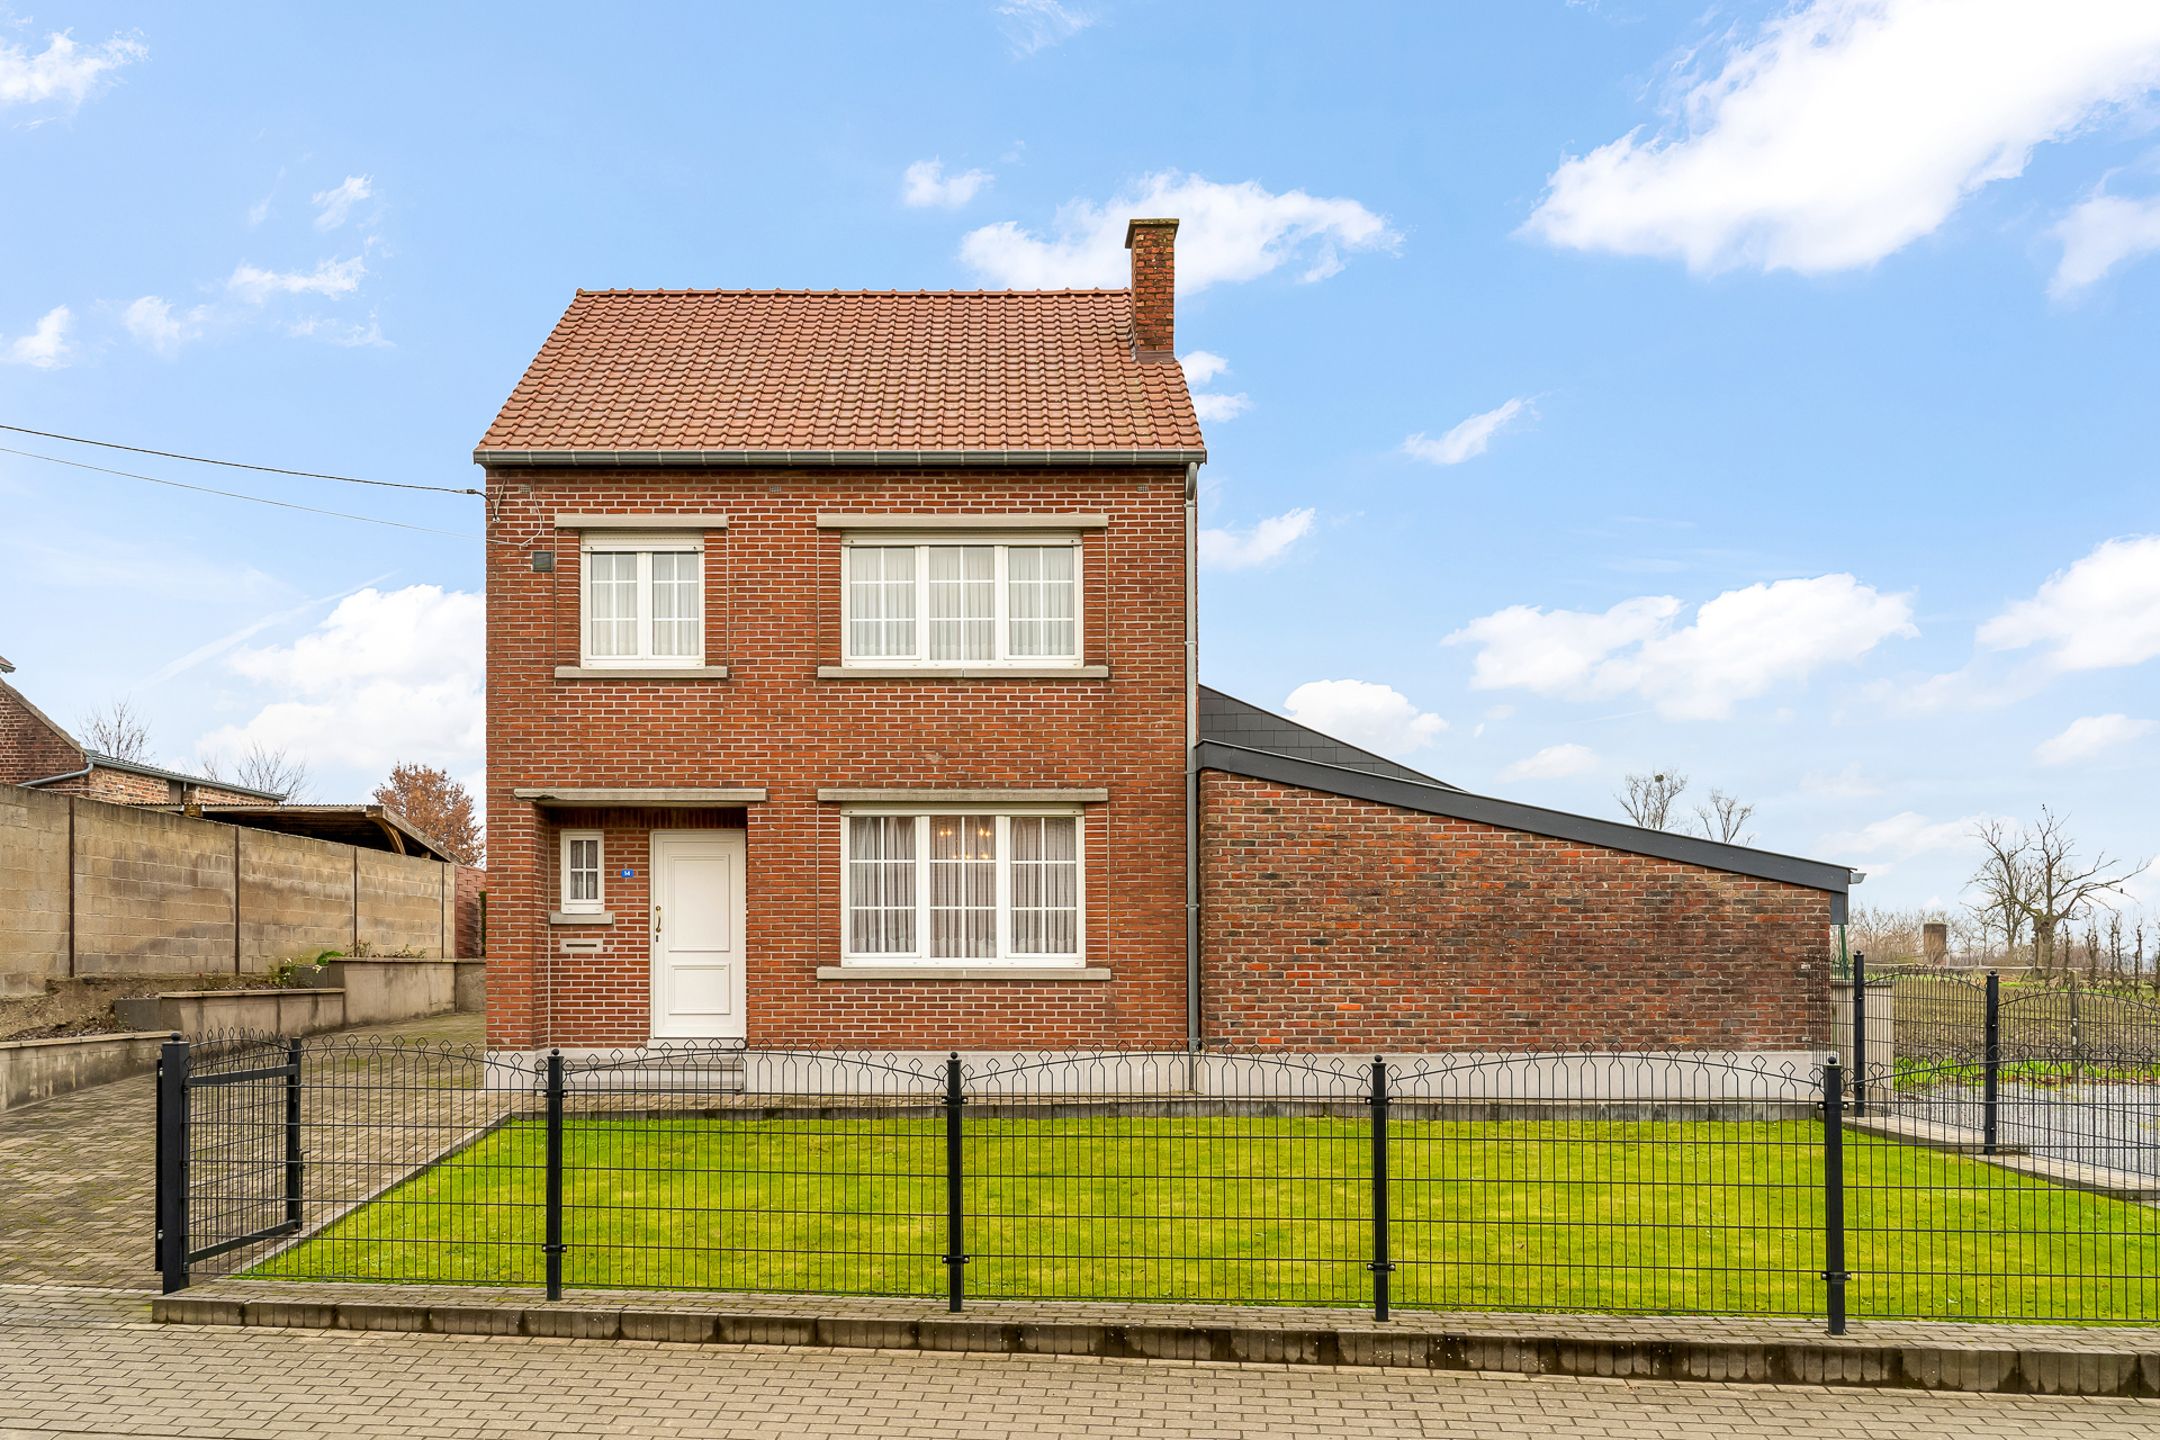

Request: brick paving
left=4, top=1286, right=2158, bottom=1438
left=0, top=1013, right=484, bottom=1290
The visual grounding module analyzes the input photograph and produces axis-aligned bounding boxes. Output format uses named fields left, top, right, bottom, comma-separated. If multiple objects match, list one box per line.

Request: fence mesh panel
left=161, top=1030, right=2160, bottom=1326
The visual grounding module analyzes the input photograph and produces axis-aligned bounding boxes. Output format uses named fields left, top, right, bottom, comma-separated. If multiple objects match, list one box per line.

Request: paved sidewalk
left=4, top=1286, right=2157, bottom=1439
left=0, top=1013, right=483, bottom=1290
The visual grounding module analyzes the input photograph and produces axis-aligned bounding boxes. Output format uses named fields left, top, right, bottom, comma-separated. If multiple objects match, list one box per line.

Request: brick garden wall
left=484, top=465, right=1191, bottom=1050
left=1198, top=773, right=1833, bottom=1053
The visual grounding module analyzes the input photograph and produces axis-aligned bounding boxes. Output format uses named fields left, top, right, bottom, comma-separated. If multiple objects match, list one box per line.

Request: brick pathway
left=0, top=1013, right=485, bottom=1290
left=3, top=1287, right=2156, bottom=1438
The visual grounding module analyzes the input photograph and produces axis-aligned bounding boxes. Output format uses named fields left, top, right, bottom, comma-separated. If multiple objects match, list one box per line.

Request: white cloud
left=199, top=586, right=484, bottom=781
left=902, top=159, right=992, bottom=209
left=123, top=295, right=204, bottom=356
left=1401, top=398, right=1532, bottom=466
left=290, top=312, right=390, bottom=348
left=2051, top=190, right=2160, bottom=294
left=226, top=257, right=367, bottom=304
left=311, top=174, right=373, bottom=231
left=1500, top=743, right=1600, bottom=782
left=1198, top=507, right=1315, bottom=571
left=996, top=0, right=1094, bottom=57
left=1822, top=809, right=1988, bottom=874
left=1524, top=0, right=2160, bottom=276
left=2036, top=713, right=2155, bottom=766
left=1448, top=575, right=1916, bottom=720
left=1179, top=350, right=1230, bottom=386
left=2, top=305, right=71, bottom=368
left=959, top=171, right=1398, bottom=292
left=1284, top=679, right=1447, bottom=756
left=1800, top=763, right=1881, bottom=799
left=1191, top=392, right=1252, bottom=423
left=0, top=28, right=146, bottom=109
left=1448, top=594, right=1680, bottom=695
left=1979, top=535, right=2160, bottom=671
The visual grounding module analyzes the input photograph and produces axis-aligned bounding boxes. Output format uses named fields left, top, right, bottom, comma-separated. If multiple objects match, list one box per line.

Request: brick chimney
left=1124, top=218, right=1178, bottom=361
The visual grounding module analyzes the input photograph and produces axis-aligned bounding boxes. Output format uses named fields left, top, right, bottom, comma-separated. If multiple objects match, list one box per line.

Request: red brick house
left=480, top=219, right=1851, bottom=1058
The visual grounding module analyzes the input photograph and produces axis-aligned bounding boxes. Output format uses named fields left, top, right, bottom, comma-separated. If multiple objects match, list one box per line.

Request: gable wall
left=0, top=682, right=83, bottom=787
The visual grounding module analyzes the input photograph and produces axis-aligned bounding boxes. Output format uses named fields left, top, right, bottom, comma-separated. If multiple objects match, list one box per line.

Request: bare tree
left=373, top=762, right=483, bottom=865
left=1967, top=818, right=2033, bottom=970
left=2021, top=807, right=2148, bottom=974
left=233, top=744, right=309, bottom=801
left=1617, top=770, right=1688, bottom=831
left=79, top=698, right=152, bottom=763
left=1693, top=788, right=1756, bottom=845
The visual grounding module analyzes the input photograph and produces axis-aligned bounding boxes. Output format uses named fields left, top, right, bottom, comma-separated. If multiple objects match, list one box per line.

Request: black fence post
left=283, top=1037, right=304, bottom=1229
left=155, top=1035, right=191, bottom=1294
left=1850, top=952, right=1868, bottom=1117
left=943, top=1052, right=967, bottom=1313
left=544, top=1049, right=565, bottom=1302
left=1821, top=1058, right=1849, bottom=1336
left=1368, top=1055, right=1393, bottom=1322
left=1982, top=972, right=2001, bottom=1156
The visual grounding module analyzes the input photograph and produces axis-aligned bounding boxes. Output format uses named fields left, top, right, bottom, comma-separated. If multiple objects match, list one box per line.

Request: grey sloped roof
left=1197, top=686, right=1458, bottom=790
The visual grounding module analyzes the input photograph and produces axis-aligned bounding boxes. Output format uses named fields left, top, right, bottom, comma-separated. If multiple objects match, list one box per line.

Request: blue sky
left=4, top=1, right=2159, bottom=924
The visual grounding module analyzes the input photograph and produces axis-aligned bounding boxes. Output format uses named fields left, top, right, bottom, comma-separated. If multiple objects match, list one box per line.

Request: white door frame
left=648, top=828, right=748, bottom=1041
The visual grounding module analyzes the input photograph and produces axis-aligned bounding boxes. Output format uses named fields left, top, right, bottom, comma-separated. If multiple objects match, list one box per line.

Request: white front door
left=650, top=830, right=747, bottom=1040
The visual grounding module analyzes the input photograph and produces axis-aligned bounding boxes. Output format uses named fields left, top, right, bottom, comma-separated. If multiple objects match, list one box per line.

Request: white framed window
left=841, top=540, right=1080, bottom=667
left=560, top=830, right=604, bottom=914
left=840, top=810, right=1083, bottom=964
left=581, top=533, right=704, bottom=666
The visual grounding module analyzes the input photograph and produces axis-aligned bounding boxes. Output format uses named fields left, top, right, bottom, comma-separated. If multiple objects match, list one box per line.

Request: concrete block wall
left=237, top=828, right=354, bottom=963
left=0, top=785, right=70, bottom=997
left=0, top=787, right=467, bottom=988
left=72, top=799, right=237, bottom=976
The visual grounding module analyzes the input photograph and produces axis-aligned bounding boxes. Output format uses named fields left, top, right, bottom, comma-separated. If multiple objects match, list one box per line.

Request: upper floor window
left=843, top=541, right=1079, bottom=668
left=582, top=534, right=703, bottom=666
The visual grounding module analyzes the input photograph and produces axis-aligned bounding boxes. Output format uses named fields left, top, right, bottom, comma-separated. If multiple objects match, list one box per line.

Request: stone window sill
left=549, top=910, right=614, bottom=925
left=816, top=665, right=1109, bottom=681
left=816, top=965, right=1109, bottom=982
left=556, top=665, right=729, bottom=680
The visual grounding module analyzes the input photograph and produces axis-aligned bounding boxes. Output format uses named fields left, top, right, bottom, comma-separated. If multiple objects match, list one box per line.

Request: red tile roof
left=476, top=289, right=1206, bottom=460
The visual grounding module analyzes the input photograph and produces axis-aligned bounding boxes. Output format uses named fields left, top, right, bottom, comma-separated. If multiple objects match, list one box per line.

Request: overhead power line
left=0, top=445, right=479, bottom=538
left=0, top=422, right=482, bottom=496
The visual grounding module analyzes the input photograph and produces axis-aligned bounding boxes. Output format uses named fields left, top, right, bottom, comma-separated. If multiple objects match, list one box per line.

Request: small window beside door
left=560, top=830, right=604, bottom=914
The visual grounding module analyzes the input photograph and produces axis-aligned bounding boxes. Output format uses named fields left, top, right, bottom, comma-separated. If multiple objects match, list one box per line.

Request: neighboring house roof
left=1195, top=690, right=1854, bottom=908
left=86, top=751, right=285, bottom=802
left=476, top=289, right=1207, bottom=463
left=198, top=803, right=460, bottom=862
left=1198, top=687, right=1458, bottom=790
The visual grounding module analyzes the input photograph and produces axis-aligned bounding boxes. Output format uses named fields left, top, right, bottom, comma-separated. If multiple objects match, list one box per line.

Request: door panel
left=651, top=832, right=746, bottom=1040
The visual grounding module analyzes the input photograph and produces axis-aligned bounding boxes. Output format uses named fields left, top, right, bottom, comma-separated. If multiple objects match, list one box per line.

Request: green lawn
left=250, top=1116, right=2160, bottom=1322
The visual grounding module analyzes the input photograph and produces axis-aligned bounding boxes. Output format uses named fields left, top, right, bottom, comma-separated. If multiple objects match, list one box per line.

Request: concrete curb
left=151, top=1290, right=2160, bottom=1396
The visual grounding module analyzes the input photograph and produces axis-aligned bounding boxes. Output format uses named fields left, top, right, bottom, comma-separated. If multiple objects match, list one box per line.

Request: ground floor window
left=842, top=811, right=1082, bottom=964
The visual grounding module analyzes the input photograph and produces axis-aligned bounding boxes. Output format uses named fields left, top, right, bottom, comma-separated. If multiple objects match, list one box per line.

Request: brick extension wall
left=485, top=466, right=1190, bottom=1051
left=1198, top=773, right=1833, bottom=1053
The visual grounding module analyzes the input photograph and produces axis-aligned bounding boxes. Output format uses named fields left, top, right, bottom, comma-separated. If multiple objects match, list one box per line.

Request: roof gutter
left=474, top=447, right=1209, bottom=469
left=19, top=764, right=91, bottom=789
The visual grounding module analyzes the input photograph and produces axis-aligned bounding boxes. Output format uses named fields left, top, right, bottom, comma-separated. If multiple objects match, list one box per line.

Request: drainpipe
left=1184, top=460, right=1202, bottom=1061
